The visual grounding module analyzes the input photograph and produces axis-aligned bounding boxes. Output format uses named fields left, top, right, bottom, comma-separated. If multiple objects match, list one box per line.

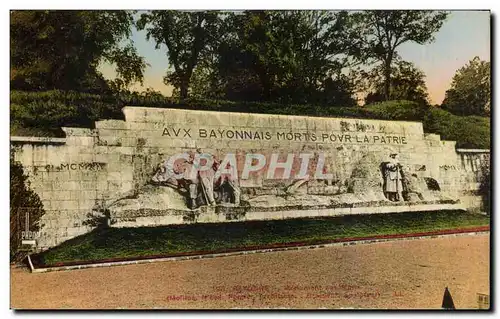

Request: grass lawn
left=33, top=210, right=489, bottom=267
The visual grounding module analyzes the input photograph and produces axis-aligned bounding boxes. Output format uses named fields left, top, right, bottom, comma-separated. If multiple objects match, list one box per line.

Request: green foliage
left=10, top=10, right=455, bottom=108
left=352, top=10, right=448, bottom=100
left=10, top=160, right=45, bottom=261
left=34, top=210, right=489, bottom=266
left=10, top=10, right=146, bottom=92
left=365, top=100, right=428, bottom=120
left=137, top=11, right=222, bottom=99
left=423, top=108, right=490, bottom=149
left=195, top=11, right=359, bottom=105
left=364, top=101, right=490, bottom=149
left=442, top=56, right=491, bottom=116
left=10, top=91, right=490, bottom=149
left=137, top=10, right=358, bottom=105
left=479, top=160, right=491, bottom=214
left=364, top=60, right=430, bottom=105
left=10, top=90, right=123, bottom=136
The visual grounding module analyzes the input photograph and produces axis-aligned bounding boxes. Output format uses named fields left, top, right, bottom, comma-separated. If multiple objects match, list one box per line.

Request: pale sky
left=99, top=10, right=490, bottom=105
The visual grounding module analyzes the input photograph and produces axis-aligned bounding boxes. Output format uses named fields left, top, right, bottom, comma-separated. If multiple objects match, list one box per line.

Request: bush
left=10, top=160, right=45, bottom=261
left=10, top=91, right=490, bottom=149
left=366, top=100, right=428, bottom=121
left=422, top=108, right=490, bottom=149
left=10, top=90, right=123, bottom=136
left=478, top=157, right=491, bottom=214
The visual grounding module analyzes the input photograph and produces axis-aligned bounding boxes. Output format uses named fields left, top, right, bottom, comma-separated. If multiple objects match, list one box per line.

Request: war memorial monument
left=10, top=106, right=489, bottom=250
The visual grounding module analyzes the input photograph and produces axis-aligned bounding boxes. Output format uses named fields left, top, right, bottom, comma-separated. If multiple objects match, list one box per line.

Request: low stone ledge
left=110, top=202, right=466, bottom=228
left=10, top=136, right=66, bottom=144
left=456, top=148, right=490, bottom=153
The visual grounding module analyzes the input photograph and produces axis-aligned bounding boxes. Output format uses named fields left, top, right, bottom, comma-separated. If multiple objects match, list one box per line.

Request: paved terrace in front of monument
left=11, top=234, right=490, bottom=309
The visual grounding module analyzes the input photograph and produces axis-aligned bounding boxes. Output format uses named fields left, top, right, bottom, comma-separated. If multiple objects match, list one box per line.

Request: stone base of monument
left=106, top=185, right=464, bottom=228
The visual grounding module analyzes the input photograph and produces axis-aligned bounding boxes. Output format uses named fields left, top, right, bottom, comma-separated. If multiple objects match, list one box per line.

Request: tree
left=442, top=56, right=491, bottom=116
left=192, top=10, right=358, bottom=105
left=137, top=11, right=222, bottom=100
left=365, top=60, right=429, bottom=105
left=352, top=10, right=448, bottom=100
left=267, top=10, right=358, bottom=105
left=10, top=10, right=146, bottom=93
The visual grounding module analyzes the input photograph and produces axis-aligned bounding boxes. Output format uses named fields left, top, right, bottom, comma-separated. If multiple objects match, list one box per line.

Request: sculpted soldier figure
left=194, top=151, right=217, bottom=208
left=383, top=153, right=403, bottom=202
left=151, top=150, right=213, bottom=209
left=152, top=150, right=241, bottom=209
left=213, top=158, right=241, bottom=206
left=182, top=150, right=217, bottom=209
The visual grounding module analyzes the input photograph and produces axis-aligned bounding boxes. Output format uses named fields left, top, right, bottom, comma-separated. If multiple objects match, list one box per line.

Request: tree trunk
left=255, top=65, right=272, bottom=101
left=384, top=59, right=391, bottom=101
left=383, top=53, right=393, bottom=101
left=180, top=85, right=188, bottom=100
left=261, top=78, right=272, bottom=101
left=179, top=68, right=194, bottom=100
left=179, top=74, right=190, bottom=100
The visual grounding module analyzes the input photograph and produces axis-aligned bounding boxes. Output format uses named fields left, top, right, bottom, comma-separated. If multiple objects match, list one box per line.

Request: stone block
left=95, top=120, right=127, bottom=130
left=107, top=172, right=123, bottom=181
left=246, top=211, right=269, bottom=221
left=55, top=201, right=79, bottom=210
left=51, top=190, right=72, bottom=200
left=120, top=181, right=134, bottom=193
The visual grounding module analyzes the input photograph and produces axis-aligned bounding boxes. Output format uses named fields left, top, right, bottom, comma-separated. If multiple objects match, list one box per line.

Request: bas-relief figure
left=90, top=116, right=451, bottom=218
left=151, top=150, right=241, bottom=210
left=144, top=149, right=442, bottom=212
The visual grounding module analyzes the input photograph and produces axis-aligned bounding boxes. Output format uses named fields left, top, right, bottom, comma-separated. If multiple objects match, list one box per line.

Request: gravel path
left=11, top=234, right=490, bottom=309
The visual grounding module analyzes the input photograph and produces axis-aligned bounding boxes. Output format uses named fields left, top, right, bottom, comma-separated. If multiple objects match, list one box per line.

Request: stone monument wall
left=10, top=107, right=490, bottom=249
